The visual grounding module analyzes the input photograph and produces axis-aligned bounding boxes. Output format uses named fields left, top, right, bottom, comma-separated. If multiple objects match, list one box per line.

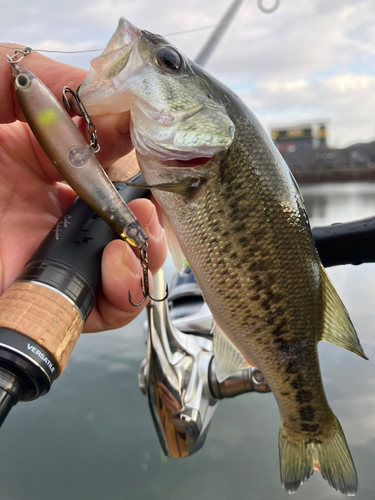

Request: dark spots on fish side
left=266, top=290, right=283, bottom=305
left=301, top=424, right=320, bottom=433
left=285, top=362, right=297, bottom=374
left=309, top=424, right=319, bottom=432
left=275, top=339, right=289, bottom=352
left=229, top=207, right=241, bottom=219
left=295, top=389, right=313, bottom=404
left=299, top=405, right=315, bottom=422
left=239, top=235, right=250, bottom=246
left=265, top=312, right=275, bottom=325
left=306, top=436, right=322, bottom=443
left=232, top=223, right=244, bottom=234
left=251, top=294, right=260, bottom=301
left=249, top=261, right=265, bottom=272
left=291, top=377, right=303, bottom=390
left=261, top=299, right=271, bottom=311
left=270, top=318, right=287, bottom=337
left=280, top=391, right=291, bottom=396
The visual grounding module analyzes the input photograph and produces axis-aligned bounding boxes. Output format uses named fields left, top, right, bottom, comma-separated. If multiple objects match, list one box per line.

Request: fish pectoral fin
left=213, top=323, right=252, bottom=383
left=319, top=265, right=368, bottom=359
left=279, top=415, right=357, bottom=495
left=161, top=211, right=186, bottom=272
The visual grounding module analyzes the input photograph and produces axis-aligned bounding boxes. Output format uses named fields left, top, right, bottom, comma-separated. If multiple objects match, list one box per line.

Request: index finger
left=0, top=45, right=134, bottom=171
left=0, top=45, right=87, bottom=124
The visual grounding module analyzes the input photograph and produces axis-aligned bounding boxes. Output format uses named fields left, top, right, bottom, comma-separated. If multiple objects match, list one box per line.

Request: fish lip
left=74, top=17, right=140, bottom=115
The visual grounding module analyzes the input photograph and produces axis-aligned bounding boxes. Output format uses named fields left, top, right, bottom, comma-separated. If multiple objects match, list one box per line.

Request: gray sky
left=2, top=0, right=375, bottom=147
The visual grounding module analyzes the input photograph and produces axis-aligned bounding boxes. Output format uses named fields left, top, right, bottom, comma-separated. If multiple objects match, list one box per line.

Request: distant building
left=271, top=123, right=326, bottom=153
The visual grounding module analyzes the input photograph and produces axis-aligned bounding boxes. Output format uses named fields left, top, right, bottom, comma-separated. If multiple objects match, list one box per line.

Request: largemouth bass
left=76, top=18, right=367, bottom=495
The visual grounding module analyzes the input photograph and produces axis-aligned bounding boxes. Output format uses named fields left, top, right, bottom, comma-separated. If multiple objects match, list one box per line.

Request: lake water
left=1, top=182, right=375, bottom=500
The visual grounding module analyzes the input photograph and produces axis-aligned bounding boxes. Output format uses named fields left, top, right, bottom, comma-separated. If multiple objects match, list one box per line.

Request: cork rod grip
left=0, top=282, right=83, bottom=375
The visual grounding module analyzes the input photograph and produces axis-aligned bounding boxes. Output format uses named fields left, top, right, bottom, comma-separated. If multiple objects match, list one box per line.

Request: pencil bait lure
left=8, top=54, right=167, bottom=306
left=10, top=61, right=147, bottom=248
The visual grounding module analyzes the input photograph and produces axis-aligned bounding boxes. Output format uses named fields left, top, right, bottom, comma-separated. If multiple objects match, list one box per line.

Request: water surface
left=1, top=182, right=374, bottom=500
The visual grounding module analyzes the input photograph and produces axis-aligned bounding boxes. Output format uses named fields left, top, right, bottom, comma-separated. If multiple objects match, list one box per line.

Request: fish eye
left=156, top=47, right=182, bottom=72
left=15, top=73, right=31, bottom=89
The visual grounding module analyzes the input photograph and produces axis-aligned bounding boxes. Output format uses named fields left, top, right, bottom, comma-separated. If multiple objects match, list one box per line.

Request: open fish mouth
left=90, top=18, right=138, bottom=80
left=75, top=17, right=235, bottom=165
left=74, top=18, right=141, bottom=115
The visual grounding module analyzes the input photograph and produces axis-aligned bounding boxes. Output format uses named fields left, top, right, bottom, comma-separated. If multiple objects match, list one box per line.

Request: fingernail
left=145, top=205, right=163, bottom=239
left=120, top=241, right=141, bottom=277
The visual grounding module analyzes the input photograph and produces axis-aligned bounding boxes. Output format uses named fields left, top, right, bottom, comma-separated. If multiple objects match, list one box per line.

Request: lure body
left=10, top=63, right=147, bottom=247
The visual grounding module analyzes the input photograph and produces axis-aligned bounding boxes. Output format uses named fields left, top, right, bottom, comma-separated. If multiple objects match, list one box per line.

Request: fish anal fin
left=213, top=323, right=252, bottom=383
left=161, top=211, right=186, bottom=272
left=279, top=415, right=358, bottom=496
left=319, top=265, right=368, bottom=360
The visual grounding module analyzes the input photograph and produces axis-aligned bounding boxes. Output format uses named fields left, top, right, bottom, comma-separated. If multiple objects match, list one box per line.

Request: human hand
left=0, top=46, right=167, bottom=332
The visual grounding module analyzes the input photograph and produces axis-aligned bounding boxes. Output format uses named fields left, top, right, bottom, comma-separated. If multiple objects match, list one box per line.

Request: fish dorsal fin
left=213, top=322, right=252, bottom=383
left=161, top=211, right=186, bottom=272
left=319, top=264, right=368, bottom=360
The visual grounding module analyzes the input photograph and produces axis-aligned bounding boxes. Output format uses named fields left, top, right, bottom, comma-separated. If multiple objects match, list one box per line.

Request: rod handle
left=0, top=282, right=83, bottom=376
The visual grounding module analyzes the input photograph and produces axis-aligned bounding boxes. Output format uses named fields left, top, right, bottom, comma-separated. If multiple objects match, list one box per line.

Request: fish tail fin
left=279, top=416, right=358, bottom=496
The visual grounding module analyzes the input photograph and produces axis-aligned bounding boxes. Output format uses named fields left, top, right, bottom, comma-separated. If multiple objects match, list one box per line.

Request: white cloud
left=1, top=0, right=375, bottom=147
left=259, top=79, right=309, bottom=93
left=325, top=73, right=375, bottom=93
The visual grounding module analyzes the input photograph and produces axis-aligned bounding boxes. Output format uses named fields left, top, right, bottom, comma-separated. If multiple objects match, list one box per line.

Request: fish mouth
left=90, top=18, right=138, bottom=80
left=74, top=17, right=234, bottom=168
left=167, top=156, right=214, bottom=167
left=71, top=18, right=140, bottom=115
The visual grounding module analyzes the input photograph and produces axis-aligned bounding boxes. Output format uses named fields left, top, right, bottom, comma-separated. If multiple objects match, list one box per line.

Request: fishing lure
left=8, top=50, right=167, bottom=305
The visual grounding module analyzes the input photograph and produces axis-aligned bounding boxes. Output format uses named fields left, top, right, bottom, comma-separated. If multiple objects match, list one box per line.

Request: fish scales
left=76, top=18, right=367, bottom=495
left=150, top=110, right=327, bottom=436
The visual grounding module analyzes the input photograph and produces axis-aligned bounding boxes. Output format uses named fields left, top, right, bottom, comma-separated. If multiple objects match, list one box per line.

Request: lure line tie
left=6, top=47, right=32, bottom=64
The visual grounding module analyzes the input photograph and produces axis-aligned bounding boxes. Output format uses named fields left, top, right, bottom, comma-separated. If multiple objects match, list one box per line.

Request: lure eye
left=15, top=73, right=31, bottom=90
left=156, top=47, right=182, bottom=72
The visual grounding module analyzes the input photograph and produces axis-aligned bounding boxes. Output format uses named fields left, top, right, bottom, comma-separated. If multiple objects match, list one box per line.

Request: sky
left=2, top=0, right=375, bottom=148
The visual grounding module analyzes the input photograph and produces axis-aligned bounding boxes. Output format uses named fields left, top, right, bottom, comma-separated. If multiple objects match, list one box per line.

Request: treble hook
left=62, top=85, right=100, bottom=153
left=129, top=243, right=169, bottom=307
